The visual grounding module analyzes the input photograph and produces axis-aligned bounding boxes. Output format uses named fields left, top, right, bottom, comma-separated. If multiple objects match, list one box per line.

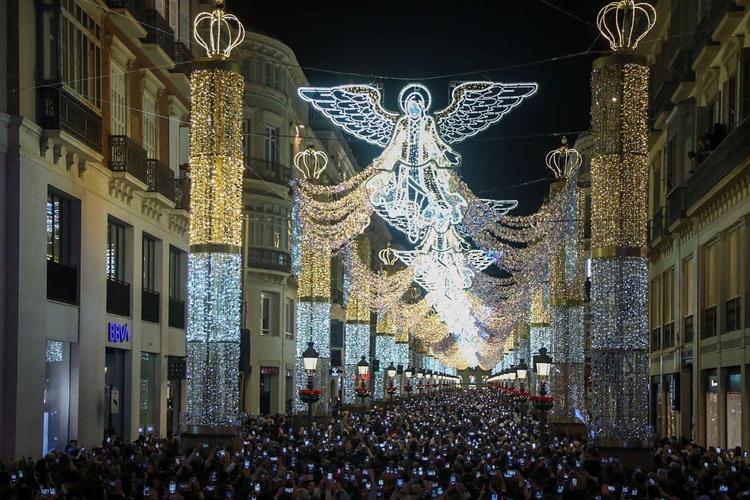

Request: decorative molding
left=52, top=143, right=63, bottom=165
left=141, top=196, right=164, bottom=221
left=65, top=151, right=77, bottom=172
left=168, top=211, right=190, bottom=236
left=39, top=136, right=49, bottom=158
left=77, top=158, right=87, bottom=177
left=108, top=177, right=135, bottom=204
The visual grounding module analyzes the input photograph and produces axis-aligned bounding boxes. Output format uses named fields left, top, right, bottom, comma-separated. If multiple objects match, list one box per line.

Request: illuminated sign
left=108, top=322, right=130, bottom=343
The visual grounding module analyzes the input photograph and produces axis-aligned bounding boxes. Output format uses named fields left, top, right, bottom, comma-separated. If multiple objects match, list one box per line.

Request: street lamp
left=516, top=359, right=529, bottom=392
left=404, top=366, right=413, bottom=399
left=356, top=356, right=370, bottom=411
left=417, top=369, right=425, bottom=398
left=386, top=362, right=397, bottom=406
left=533, top=347, right=554, bottom=428
left=300, top=341, right=320, bottom=431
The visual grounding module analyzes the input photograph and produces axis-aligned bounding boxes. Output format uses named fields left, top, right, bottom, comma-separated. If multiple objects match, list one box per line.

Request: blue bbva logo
left=108, top=322, right=130, bottom=343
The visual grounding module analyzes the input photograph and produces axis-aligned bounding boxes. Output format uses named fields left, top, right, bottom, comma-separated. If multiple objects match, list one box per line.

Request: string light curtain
left=588, top=0, right=653, bottom=444
left=186, top=1, right=246, bottom=429
left=344, top=238, right=372, bottom=404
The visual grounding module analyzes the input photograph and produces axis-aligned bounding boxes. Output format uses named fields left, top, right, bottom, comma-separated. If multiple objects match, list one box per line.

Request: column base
left=180, top=426, right=239, bottom=452
left=593, top=438, right=653, bottom=468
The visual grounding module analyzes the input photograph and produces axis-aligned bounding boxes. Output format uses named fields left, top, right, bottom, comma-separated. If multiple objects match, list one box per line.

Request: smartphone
left=254, top=483, right=261, bottom=493
left=557, top=485, right=564, bottom=494
left=365, top=481, right=371, bottom=490
left=378, top=479, right=384, bottom=488
left=719, top=485, right=729, bottom=493
left=327, top=472, right=333, bottom=481
left=143, top=486, right=151, bottom=496
left=397, top=479, right=404, bottom=488
left=572, top=478, right=577, bottom=487
left=491, top=494, right=498, bottom=500
left=285, top=488, right=293, bottom=494
left=169, top=481, right=176, bottom=494
left=244, top=459, right=250, bottom=469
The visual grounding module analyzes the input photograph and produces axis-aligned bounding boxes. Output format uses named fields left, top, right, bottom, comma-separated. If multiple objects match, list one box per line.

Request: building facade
left=237, top=30, right=369, bottom=416
left=646, top=0, right=750, bottom=449
left=1, top=0, right=196, bottom=459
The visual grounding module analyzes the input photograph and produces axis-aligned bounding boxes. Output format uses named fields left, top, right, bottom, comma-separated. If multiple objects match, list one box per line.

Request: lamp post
left=404, top=366, right=413, bottom=399
left=386, top=362, right=397, bottom=407
left=516, top=358, right=529, bottom=418
left=300, top=342, right=320, bottom=431
left=417, top=370, right=424, bottom=398
left=533, top=347, right=553, bottom=427
left=356, top=356, right=370, bottom=413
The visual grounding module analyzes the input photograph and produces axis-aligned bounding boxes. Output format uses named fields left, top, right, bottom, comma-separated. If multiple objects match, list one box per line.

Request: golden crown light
left=545, top=137, right=582, bottom=179
left=378, top=243, right=399, bottom=267
left=193, top=0, right=246, bottom=60
left=294, top=145, right=329, bottom=180
left=597, top=0, right=656, bottom=52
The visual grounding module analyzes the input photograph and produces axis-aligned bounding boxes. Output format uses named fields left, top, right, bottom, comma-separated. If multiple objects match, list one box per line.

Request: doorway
left=104, top=348, right=126, bottom=439
left=260, top=373, right=271, bottom=415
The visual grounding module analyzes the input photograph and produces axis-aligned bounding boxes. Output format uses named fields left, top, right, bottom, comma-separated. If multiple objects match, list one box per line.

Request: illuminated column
left=374, top=311, right=396, bottom=400
left=589, top=1, right=655, bottom=444
left=186, top=2, right=246, bottom=430
left=295, top=244, right=331, bottom=413
left=394, top=332, right=410, bottom=393
left=344, top=237, right=372, bottom=404
left=546, top=143, right=586, bottom=422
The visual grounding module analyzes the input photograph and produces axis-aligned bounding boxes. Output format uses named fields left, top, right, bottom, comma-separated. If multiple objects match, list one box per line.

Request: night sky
left=235, top=0, right=608, bottom=212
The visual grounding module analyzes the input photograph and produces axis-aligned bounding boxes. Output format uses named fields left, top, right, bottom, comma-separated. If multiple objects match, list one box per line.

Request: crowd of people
left=2, top=388, right=750, bottom=499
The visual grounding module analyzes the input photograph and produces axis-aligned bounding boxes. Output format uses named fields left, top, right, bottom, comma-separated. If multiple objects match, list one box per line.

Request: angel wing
left=434, top=82, right=538, bottom=144
left=297, top=85, right=399, bottom=147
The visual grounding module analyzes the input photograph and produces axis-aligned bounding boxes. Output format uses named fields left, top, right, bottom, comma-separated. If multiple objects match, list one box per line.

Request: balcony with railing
left=169, top=297, right=186, bottom=329
left=247, top=248, right=291, bottom=273
left=38, top=87, right=102, bottom=153
left=651, top=207, right=666, bottom=242
left=725, top=297, right=741, bottom=333
left=142, top=289, right=160, bottom=323
left=684, top=315, right=694, bottom=344
left=685, top=119, right=750, bottom=210
left=47, top=259, right=78, bottom=305
left=171, top=41, right=192, bottom=77
left=702, top=306, right=717, bottom=339
left=650, top=327, right=662, bottom=352
left=146, top=159, right=176, bottom=202
left=245, top=158, right=292, bottom=186
left=107, top=277, right=131, bottom=317
left=174, top=176, right=191, bottom=211
left=667, top=186, right=686, bottom=228
left=109, top=135, right=147, bottom=184
left=141, top=8, right=175, bottom=66
left=106, top=0, right=148, bottom=38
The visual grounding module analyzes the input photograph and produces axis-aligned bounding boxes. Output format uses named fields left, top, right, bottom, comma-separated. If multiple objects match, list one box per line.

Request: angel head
left=399, top=84, right=432, bottom=119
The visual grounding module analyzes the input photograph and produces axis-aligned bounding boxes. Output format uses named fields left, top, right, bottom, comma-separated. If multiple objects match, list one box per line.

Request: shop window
left=705, top=371, right=719, bottom=448
left=701, top=242, right=717, bottom=338
left=168, top=246, right=186, bottom=329
left=727, top=370, right=742, bottom=449
left=47, top=189, right=78, bottom=304
left=139, top=353, right=158, bottom=434
left=43, top=340, right=71, bottom=455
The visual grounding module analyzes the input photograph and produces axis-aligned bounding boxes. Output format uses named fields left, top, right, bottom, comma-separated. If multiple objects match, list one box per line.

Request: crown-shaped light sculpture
left=294, top=145, right=329, bottom=180
left=545, top=137, right=582, bottom=179
left=597, top=0, right=656, bottom=52
left=378, top=243, right=399, bottom=267
left=193, top=0, right=246, bottom=60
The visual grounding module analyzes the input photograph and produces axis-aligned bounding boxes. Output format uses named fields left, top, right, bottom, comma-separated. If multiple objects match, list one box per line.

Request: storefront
left=705, top=370, right=719, bottom=448
left=726, top=369, right=742, bottom=449
left=139, top=352, right=158, bottom=434
left=105, top=347, right=128, bottom=439
left=43, top=340, right=71, bottom=455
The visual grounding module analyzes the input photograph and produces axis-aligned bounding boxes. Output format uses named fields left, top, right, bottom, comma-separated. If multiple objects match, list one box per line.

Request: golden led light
left=294, top=145, right=329, bottom=181
left=193, top=1, right=246, bottom=60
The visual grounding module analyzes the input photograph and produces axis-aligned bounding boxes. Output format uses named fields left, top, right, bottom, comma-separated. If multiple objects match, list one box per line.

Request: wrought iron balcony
left=651, top=207, right=666, bottom=242
left=685, top=119, right=750, bottom=210
left=171, top=41, right=192, bottom=76
left=142, top=9, right=175, bottom=59
left=247, top=247, right=291, bottom=273
left=47, top=259, right=78, bottom=305
left=169, top=297, right=186, bottom=329
left=109, top=135, right=148, bottom=184
left=174, top=176, right=191, bottom=210
left=38, top=87, right=102, bottom=152
left=146, top=158, right=176, bottom=202
left=245, top=157, right=292, bottom=186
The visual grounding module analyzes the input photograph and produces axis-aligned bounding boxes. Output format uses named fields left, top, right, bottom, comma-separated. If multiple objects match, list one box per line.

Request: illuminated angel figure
left=299, top=81, right=537, bottom=245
